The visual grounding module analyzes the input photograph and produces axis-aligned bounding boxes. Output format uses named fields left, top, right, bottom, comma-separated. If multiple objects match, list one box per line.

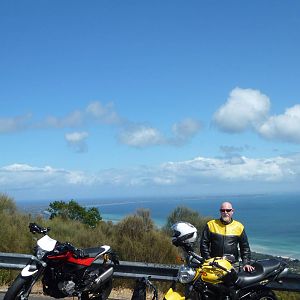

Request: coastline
left=17, top=195, right=300, bottom=263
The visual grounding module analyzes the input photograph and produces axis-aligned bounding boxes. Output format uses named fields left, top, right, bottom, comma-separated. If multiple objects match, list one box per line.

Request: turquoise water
left=90, top=194, right=300, bottom=259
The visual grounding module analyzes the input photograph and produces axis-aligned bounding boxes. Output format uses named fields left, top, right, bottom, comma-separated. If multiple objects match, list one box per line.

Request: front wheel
left=254, top=289, right=277, bottom=300
left=4, top=275, right=34, bottom=300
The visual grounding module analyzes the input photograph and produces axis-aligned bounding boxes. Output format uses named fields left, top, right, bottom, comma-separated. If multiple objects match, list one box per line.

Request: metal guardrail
left=0, top=252, right=299, bottom=292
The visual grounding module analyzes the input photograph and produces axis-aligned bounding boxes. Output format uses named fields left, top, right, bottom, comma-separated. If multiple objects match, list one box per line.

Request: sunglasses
left=220, top=209, right=233, bottom=213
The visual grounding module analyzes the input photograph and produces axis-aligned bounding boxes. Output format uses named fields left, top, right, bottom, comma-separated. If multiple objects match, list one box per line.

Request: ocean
left=87, top=194, right=300, bottom=260
left=18, top=193, right=300, bottom=260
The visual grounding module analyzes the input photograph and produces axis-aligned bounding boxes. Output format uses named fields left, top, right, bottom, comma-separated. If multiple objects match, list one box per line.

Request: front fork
left=20, top=256, right=47, bottom=300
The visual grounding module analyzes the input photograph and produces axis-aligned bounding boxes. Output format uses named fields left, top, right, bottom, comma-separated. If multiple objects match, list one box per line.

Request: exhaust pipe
left=90, top=267, right=114, bottom=291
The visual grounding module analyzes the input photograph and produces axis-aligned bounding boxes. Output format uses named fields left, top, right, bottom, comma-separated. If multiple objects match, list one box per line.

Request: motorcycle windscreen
left=37, top=235, right=57, bottom=251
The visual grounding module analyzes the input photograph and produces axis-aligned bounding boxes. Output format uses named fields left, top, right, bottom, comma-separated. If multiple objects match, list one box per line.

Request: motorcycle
left=163, top=222, right=289, bottom=300
left=4, top=222, right=119, bottom=300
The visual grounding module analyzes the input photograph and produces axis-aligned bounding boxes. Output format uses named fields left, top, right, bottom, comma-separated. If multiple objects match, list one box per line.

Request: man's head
left=220, top=202, right=234, bottom=223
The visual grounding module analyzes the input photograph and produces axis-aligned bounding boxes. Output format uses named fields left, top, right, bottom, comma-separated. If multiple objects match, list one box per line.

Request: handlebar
left=209, top=260, right=229, bottom=272
left=189, top=251, right=205, bottom=263
left=29, top=223, right=50, bottom=234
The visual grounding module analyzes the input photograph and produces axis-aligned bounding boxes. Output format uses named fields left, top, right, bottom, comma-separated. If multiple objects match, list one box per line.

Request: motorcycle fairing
left=21, top=264, right=39, bottom=277
left=37, top=235, right=57, bottom=251
left=83, top=245, right=111, bottom=259
left=47, top=245, right=111, bottom=266
left=47, top=251, right=95, bottom=266
left=201, top=257, right=233, bottom=284
left=164, top=288, right=185, bottom=300
left=94, top=245, right=111, bottom=260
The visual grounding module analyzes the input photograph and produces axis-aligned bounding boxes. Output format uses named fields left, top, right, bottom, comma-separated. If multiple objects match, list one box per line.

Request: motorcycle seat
left=83, top=247, right=110, bottom=258
left=235, top=259, right=281, bottom=287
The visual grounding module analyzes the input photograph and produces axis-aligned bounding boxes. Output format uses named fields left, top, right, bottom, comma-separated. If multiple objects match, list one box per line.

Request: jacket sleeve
left=200, top=224, right=211, bottom=259
left=239, top=229, right=251, bottom=265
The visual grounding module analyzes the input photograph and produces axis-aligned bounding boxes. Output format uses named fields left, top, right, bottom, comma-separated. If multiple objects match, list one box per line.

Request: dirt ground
left=0, top=286, right=161, bottom=300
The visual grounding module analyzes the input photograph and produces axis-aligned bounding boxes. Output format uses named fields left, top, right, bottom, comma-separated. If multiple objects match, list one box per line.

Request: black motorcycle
left=4, top=223, right=119, bottom=300
left=164, top=244, right=289, bottom=300
left=163, top=221, right=289, bottom=300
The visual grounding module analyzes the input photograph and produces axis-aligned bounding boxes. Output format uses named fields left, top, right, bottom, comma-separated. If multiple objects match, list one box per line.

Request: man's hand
left=243, top=264, right=255, bottom=272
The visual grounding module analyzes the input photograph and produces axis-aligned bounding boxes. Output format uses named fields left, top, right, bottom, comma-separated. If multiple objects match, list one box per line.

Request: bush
left=113, top=210, right=178, bottom=263
left=47, top=200, right=102, bottom=227
left=0, top=194, right=17, bottom=214
left=163, top=206, right=211, bottom=240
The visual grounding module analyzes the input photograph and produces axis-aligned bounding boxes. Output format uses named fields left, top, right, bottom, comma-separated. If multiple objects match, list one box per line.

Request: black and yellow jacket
left=200, top=219, right=251, bottom=265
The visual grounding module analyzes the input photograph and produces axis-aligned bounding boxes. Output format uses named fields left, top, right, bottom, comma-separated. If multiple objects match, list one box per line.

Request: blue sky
left=1, top=1, right=300, bottom=201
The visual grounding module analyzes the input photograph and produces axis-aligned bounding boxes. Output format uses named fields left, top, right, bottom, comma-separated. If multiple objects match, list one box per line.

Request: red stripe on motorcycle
left=47, top=251, right=95, bottom=266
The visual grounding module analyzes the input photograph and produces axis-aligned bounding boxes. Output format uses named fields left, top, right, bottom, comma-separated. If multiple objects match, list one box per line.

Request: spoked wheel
left=3, top=275, right=33, bottom=300
left=254, top=289, right=277, bottom=300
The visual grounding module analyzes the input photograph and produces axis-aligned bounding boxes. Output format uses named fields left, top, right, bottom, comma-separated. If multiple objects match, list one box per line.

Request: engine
left=42, top=265, right=112, bottom=298
left=42, top=268, right=83, bottom=298
left=58, top=280, right=76, bottom=296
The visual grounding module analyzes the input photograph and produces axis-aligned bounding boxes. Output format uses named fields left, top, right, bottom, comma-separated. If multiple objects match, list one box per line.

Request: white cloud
left=118, top=125, right=165, bottom=147
left=118, top=118, right=202, bottom=148
left=214, top=87, right=300, bottom=145
left=1, top=102, right=201, bottom=149
left=219, top=145, right=253, bottom=157
left=213, top=87, right=270, bottom=132
left=42, top=101, right=122, bottom=129
left=171, top=118, right=202, bottom=144
left=65, top=131, right=89, bottom=143
left=0, top=163, right=93, bottom=189
left=159, top=155, right=296, bottom=182
left=65, top=131, right=89, bottom=153
left=2, top=154, right=300, bottom=199
left=86, top=101, right=122, bottom=124
left=3, top=101, right=121, bottom=132
left=258, top=105, right=300, bottom=143
left=0, top=114, right=32, bottom=133
left=43, top=110, right=84, bottom=128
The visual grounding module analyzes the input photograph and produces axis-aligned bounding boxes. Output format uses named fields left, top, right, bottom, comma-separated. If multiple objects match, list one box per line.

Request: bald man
left=200, top=202, right=254, bottom=272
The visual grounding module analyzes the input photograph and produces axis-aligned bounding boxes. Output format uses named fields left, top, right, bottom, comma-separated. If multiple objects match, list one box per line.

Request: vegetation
left=47, top=200, right=102, bottom=227
left=0, top=193, right=299, bottom=299
left=163, top=206, right=211, bottom=235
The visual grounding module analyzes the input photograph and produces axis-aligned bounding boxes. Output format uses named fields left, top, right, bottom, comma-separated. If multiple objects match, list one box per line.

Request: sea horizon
left=16, top=193, right=300, bottom=260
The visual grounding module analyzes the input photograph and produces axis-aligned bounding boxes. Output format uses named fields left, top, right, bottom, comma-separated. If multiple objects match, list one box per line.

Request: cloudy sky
left=1, top=1, right=300, bottom=201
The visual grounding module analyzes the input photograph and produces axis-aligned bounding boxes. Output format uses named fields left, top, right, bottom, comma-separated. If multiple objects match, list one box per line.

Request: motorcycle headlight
left=177, top=265, right=196, bottom=284
left=36, top=246, right=47, bottom=260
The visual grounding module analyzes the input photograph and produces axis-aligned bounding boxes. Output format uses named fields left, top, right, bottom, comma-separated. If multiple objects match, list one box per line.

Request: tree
left=47, top=200, right=102, bottom=227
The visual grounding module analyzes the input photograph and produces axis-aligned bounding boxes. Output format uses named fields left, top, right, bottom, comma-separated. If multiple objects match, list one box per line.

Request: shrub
left=163, top=206, right=211, bottom=236
left=47, top=200, right=102, bottom=227
left=0, top=194, right=17, bottom=214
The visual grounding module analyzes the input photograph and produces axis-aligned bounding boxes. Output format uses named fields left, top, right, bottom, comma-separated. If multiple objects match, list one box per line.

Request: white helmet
left=171, top=222, right=197, bottom=246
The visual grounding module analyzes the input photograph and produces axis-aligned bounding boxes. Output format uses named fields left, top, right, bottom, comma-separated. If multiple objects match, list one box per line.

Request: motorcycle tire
left=3, top=275, right=33, bottom=300
left=254, top=289, right=277, bottom=300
